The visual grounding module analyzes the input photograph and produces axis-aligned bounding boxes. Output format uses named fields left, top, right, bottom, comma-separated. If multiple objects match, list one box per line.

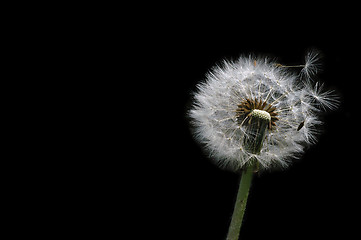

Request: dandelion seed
left=301, top=49, right=322, bottom=81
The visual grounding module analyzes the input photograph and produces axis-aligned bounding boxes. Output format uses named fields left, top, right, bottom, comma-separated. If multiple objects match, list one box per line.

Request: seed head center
left=235, top=98, right=279, bottom=130
left=249, top=109, right=271, bottom=121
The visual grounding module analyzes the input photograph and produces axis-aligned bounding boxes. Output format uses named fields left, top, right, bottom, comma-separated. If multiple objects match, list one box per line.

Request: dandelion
left=188, top=51, right=339, bottom=240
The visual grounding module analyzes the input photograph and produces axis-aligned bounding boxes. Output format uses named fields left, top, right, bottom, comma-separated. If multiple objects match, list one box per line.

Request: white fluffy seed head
left=189, top=52, right=339, bottom=172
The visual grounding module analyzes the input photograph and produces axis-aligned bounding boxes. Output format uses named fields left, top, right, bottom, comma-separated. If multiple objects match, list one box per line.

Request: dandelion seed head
left=189, top=52, right=339, bottom=172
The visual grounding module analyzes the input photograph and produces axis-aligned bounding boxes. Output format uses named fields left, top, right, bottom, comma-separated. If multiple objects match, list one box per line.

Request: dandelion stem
left=226, top=163, right=254, bottom=240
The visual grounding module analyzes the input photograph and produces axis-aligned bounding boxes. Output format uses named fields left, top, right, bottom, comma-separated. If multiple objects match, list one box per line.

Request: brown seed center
left=235, top=98, right=279, bottom=130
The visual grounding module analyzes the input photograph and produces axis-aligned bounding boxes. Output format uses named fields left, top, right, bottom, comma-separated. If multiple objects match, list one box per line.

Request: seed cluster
left=189, top=53, right=338, bottom=171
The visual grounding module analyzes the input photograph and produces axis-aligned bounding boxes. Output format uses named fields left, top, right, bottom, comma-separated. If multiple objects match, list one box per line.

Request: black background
left=135, top=16, right=359, bottom=240
left=9, top=5, right=360, bottom=240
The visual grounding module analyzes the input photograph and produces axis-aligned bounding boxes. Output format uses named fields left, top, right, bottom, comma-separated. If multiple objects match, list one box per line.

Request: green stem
left=226, top=164, right=254, bottom=240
